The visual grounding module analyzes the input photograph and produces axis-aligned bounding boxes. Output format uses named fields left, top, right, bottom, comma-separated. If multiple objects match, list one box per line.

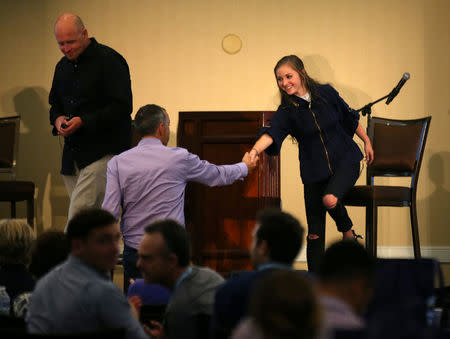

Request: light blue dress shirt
left=26, top=255, right=147, bottom=339
left=102, top=137, right=248, bottom=249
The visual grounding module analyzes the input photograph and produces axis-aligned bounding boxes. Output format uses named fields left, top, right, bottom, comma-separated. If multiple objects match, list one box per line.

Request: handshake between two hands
left=242, top=148, right=259, bottom=172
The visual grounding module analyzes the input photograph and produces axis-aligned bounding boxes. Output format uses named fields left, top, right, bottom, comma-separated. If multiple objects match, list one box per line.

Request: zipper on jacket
left=308, top=102, right=333, bottom=175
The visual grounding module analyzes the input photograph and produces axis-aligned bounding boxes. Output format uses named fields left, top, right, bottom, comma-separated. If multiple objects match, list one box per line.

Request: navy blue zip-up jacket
left=259, top=84, right=363, bottom=184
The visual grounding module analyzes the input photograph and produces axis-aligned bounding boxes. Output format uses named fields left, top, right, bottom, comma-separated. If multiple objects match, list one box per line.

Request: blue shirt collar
left=174, top=266, right=193, bottom=290
left=258, top=261, right=293, bottom=271
left=68, top=254, right=110, bottom=280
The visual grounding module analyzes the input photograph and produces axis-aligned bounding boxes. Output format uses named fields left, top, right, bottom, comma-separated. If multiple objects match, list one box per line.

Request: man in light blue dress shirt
left=26, top=208, right=148, bottom=339
left=102, top=104, right=258, bottom=286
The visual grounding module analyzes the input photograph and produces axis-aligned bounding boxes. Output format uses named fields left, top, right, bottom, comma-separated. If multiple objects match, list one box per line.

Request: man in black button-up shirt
left=49, top=13, right=132, bottom=224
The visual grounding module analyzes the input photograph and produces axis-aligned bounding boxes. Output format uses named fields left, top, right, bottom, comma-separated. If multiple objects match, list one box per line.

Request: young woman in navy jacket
left=249, top=55, right=374, bottom=273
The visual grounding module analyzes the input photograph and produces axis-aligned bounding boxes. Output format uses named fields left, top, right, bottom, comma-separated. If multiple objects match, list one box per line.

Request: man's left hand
left=144, top=321, right=164, bottom=339
left=59, top=116, right=83, bottom=137
left=128, top=295, right=142, bottom=321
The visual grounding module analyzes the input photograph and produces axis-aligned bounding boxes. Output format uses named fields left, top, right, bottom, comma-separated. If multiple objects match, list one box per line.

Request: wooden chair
left=344, top=116, right=431, bottom=258
left=0, top=116, right=35, bottom=228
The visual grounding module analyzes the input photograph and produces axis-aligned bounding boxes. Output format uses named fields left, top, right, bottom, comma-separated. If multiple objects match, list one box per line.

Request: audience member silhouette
left=211, top=209, right=305, bottom=339
left=29, top=230, right=69, bottom=279
left=0, top=219, right=35, bottom=316
left=318, top=240, right=375, bottom=338
left=26, top=208, right=148, bottom=339
left=135, top=219, right=224, bottom=339
left=11, top=230, right=71, bottom=318
left=231, top=269, right=321, bottom=339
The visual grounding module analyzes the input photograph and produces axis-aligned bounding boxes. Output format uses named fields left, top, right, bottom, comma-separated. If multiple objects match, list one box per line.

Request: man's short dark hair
left=319, top=240, right=375, bottom=283
left=66, top=208, right=117, bottom=243
left=256, top=209, right=304, bottom=264
left=134, top=104, right=167, bottom=136
left=144, top=219, right=190, bottom=267
left=29, top=230, right=69, bottom=279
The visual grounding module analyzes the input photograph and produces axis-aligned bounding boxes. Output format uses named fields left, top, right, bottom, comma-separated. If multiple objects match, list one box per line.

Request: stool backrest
left=0, top=116, right=20, bottom=179
left=366, top=116, right=431, bottom=189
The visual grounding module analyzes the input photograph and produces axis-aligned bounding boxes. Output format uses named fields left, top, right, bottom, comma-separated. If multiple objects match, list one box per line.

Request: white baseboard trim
left=295, top=246, right=450, bottom=264
left=120, top=243, right=450, bottom=264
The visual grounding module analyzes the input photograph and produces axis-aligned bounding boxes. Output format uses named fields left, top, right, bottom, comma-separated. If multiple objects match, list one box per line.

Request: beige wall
left=1, top=0, right=449, bottom=265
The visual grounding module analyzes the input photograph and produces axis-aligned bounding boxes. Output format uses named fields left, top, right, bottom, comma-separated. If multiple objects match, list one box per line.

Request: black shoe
left=352, top=230, right=364, bottom=241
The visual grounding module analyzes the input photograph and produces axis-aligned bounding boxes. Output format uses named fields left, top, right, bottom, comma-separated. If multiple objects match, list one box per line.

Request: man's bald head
left=55, top=13, right=85, bottom=33
left=54, top=13, right=90, bottom=61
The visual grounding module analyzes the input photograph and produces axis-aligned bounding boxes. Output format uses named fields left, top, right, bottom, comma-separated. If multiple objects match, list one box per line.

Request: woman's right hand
left=243, top=152, right=258, bottom=172
left=249, top=148, right=259, bottom=163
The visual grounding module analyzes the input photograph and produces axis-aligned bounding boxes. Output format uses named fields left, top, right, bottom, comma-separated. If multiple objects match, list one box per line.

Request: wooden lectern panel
left=177, top=111, right=280, bottom=275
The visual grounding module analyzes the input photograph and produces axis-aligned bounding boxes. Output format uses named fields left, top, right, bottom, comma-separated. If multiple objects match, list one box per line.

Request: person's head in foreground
left=250, top=208, right=304, bottom=269
left=66, top=208, right=120, bottom=273
left=137, top=219, right=190, bottom=289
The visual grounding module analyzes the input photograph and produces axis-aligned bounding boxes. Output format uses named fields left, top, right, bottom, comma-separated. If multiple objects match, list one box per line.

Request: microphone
left=386, top=72, right=410, bottom=105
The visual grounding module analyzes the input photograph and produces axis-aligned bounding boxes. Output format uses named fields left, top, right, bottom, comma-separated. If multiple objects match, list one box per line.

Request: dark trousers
left=304, top=162, right=360, bottom=273
left=122, top=244, right=143, bottom=293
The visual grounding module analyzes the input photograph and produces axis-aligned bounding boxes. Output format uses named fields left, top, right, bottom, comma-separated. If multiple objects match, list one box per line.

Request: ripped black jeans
left=304, top=162, right=360, bottom=273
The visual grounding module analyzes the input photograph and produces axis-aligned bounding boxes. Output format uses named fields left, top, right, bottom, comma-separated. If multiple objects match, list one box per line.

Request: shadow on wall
left=302, top=54, right=372, bottom=112
left=0, top=87, right=69, bottom=232
left=425, top=152, right=450, bottom=246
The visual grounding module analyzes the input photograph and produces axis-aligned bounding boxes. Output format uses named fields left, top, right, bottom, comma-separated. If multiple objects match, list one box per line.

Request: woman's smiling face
left=275, top=64, right=306, bottom=97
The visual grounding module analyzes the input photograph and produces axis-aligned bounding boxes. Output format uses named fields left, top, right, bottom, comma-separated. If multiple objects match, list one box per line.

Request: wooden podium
left=177, top=111, right=280, bottom=275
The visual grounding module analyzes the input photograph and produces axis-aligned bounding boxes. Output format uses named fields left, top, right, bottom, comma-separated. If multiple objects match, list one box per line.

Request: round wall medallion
left=222, top=34, right=242, bottom=54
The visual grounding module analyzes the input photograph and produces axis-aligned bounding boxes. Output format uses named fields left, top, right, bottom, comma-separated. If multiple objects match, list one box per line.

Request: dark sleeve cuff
left=257, top=127, right=282, bottom=156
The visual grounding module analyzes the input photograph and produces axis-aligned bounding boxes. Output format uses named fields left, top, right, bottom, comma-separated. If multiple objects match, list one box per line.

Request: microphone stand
left=355, top=93, right=390, bottom=117
left=357, top=72, right=409, bottom=116
left=355, top=91, right=393, bottom=138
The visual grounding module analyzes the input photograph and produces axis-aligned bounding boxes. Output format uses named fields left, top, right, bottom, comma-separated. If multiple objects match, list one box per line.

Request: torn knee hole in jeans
left=308, top=234, right=320, bottom=240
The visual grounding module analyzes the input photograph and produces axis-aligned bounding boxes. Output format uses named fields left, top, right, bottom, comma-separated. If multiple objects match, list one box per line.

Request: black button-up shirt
left=49, top=38, right=132, bottom=174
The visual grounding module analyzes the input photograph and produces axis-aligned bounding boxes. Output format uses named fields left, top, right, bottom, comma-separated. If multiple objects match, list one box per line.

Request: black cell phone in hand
left=61, top=115, right=73, bottom=129
left=139, top=304, right=166, bottom=327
